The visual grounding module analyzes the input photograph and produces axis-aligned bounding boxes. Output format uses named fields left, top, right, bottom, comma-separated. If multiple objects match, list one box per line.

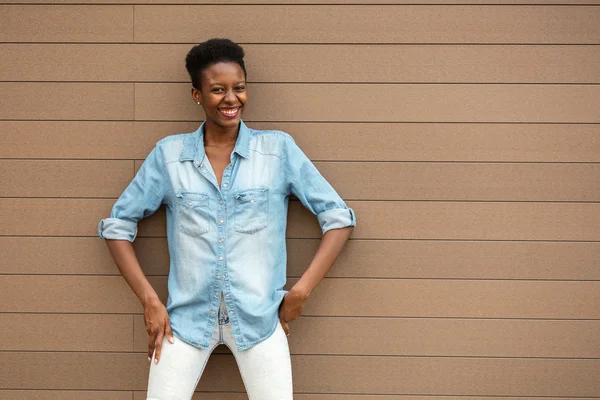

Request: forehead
left=201, top=62, right=245, bottom=84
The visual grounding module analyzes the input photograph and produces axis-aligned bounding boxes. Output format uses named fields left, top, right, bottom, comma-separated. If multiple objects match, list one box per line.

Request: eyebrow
left=209, top=81, right=246, bottom=87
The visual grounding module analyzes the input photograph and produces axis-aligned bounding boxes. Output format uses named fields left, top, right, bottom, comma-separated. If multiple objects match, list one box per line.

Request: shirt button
left=195, top=161, right=199, bottom=165
left=211, top=311, right=216, bottom=315
left=219, top=256, right=223, bottom=261
left=217, top=275, right=221, bottom=279
left=250, top=199, right=255, bottom=203
left=202, top=170, right=208, bottom=174
left=220, top=219, right=224, bottom=224
left=225, top=294, right=230, bottom=298
left=219, top=238, right=224, bottom=243
left=223, top=183, right=228, bottom=187
left=215, top=292, right=219, bottom=296
left=220, top=200, right=224, bottom=205
left=229, top=311, right=233, bottom=315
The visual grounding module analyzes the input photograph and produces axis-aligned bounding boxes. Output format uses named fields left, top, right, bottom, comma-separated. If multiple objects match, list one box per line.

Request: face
left=191, top=62, right=247, bottom=130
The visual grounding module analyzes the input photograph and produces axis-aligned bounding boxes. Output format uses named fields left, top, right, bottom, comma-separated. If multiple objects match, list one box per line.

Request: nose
left=224, top=88, right=237, bottom=103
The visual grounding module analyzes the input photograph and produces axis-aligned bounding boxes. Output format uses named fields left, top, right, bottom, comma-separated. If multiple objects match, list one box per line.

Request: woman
left=98, top=38, right=356, bottom=400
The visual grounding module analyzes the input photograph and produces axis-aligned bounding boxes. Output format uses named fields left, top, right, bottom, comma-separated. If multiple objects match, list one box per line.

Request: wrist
left=140, top=291, right=160, bottom=307
left=289, top=283, right=311, bottom=301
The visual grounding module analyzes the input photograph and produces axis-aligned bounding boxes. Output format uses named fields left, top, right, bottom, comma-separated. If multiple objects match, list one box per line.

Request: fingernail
left=148, top=356, right=151, bottom=362
left=154, top=358, right=158, bottom=364
left=168, top=336, right=174, bottom=344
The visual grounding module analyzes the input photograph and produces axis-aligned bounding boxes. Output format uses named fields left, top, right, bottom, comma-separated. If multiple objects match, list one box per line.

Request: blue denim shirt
left=98, top=120, right=356, bottom=350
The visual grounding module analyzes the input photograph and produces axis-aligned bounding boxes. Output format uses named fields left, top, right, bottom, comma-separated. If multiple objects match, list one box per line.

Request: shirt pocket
left=176, top=191, right=211, bottom=237
left=233, top=187, right=269, bottom=234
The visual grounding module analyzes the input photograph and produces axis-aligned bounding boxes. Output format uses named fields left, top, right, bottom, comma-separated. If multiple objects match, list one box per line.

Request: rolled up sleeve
left=283, top=134, right=356, bottom=235
left=98, top=144, right=169, bottom=242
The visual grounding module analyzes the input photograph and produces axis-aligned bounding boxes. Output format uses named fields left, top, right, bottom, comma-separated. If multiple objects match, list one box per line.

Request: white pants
left=147, top=296, right=293, bottom=400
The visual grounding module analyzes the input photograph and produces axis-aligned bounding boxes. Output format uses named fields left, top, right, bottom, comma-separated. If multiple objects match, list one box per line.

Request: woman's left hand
left=279, top=286, right=309, bottom=336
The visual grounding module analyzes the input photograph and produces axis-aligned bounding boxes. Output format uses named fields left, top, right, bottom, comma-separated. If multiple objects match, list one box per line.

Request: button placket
left=218, top=166, right=231, bottom=308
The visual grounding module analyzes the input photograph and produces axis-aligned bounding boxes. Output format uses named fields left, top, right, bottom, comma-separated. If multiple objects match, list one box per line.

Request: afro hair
left=185, top=38, right=247, bottom=89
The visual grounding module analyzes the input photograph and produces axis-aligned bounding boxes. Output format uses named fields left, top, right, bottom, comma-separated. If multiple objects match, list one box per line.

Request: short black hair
left=185, top=38, right=247, bottom=90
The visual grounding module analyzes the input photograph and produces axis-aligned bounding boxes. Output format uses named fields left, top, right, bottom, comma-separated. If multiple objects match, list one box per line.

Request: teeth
left=220, top=108, right=239, bottom=115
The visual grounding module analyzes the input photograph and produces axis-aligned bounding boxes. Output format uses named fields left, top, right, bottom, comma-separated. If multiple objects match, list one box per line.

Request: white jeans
left=147, top=296, right=293, bottom=400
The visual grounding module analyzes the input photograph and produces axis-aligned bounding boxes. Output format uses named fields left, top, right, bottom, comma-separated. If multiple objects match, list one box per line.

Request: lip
left=218, top=106, right=241, bottom=119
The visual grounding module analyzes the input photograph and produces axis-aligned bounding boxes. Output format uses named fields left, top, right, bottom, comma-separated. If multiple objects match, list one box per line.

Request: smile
left=218, top=107, right=241, bottom=118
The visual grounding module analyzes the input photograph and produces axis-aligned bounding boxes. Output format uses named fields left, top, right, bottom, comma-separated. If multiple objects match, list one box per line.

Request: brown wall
left=1, top=2, right=600, bottom=399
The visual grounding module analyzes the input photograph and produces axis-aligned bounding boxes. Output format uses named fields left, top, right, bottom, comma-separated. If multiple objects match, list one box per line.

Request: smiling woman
left=98, top=38, right=355, bottom=400
left=186, top=41, right=248, bottom=131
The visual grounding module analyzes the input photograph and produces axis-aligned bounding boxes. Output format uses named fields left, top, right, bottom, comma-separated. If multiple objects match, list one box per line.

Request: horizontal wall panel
left=134, top=6, right=600, bottom=44
left=0, top=392, right=132, bottom=400
left=0, top=83, right=133, bottom=120
left=0, top=160, right=133, bottom=198
left=0, top=237, right=162, bottom=275
left=132, top=315, right=600, bottom=358
left=289, top=318, right=600, bottom=358
left=135, top=83, right=600, bottom=123
left=0, top=276, right=142, bottom=314
left=4, top=0, right=600, bottom=4
left=294, top=357, right=600, bottom=396
left=3, top=44, right=600, bottom=84
left=134, top=395, right=600, bottom=400
left=133, top=160, right=600, bottom=202
left=285, top=240, right=600, bottom=280
left=2, top=352, right=599, bottom=396
left=0, top=314, right=132, bottom=351
left=0, top=6, right=133, bottom=42
left=302, top=279, right=600, bottom=319
left=2, top=199, right=600, bottom=241
left=3, top=121, right=600, bottom=163
left=286, top=201, right=600, bottom=241
left=2, top=276, right=599, bottom=319
left=317, top=162, right=600, bottom=202
left=0, top=121, right=176, bottom=160
left=0, top=237, right=121, bottom=275
left=3, top=238, right=600, bottom=281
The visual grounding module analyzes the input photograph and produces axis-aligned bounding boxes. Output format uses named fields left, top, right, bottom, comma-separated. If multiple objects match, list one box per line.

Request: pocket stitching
left=176, top=192, right=210, bottom=237
left=234, top=187, right=269, bottom=234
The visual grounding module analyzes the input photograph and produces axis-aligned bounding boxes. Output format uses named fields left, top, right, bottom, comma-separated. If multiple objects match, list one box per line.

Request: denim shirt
left=98, top=120, right=356, bottom=350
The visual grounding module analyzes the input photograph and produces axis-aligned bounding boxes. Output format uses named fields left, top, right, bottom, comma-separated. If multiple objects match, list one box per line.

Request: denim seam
left=188, top=342, right=219, bottom=400
left=225, top=342, right=253, bottom=400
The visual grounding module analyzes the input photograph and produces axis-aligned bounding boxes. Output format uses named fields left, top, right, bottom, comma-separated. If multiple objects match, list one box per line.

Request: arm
left=104, top=239, right=173, bottom=362
left=98, top=144, right=173, bottom=363
left=279, top=134, right=356, bottom=335
left=279, top=226, right=353, bottom=335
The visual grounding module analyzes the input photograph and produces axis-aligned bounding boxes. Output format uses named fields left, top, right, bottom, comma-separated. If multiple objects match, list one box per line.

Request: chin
left=219, top=118, right=241, bottom=128
left=211, top=114, right=242, bottom=128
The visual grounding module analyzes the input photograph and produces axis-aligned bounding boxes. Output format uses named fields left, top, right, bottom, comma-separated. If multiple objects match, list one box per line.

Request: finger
left=147, top=334, right=156, bottom=361
left=154, top=329, right=164, bottom=364
left=280, top=319, right=290, bottom=336
left=165, top=319, right=174, bottom=344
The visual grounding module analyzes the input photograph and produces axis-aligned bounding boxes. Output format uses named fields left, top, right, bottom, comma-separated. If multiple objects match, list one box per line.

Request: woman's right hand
left=143, top=297, right=174, bottom=364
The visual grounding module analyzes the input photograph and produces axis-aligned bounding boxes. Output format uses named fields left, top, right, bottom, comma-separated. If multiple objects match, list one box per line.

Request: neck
left=204, top=120, right=239, bottom=146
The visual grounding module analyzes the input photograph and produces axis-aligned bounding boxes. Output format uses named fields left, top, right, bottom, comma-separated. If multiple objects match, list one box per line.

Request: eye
left=212, top=88, right=224, bottom=93
left=235, top=86, right=246, bottom=91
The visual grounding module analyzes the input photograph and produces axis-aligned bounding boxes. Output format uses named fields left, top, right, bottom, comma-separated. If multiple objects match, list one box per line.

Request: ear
left=191, top=86, right=201, bottom=105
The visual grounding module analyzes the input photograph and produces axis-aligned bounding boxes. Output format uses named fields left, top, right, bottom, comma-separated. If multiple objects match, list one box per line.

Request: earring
left=196, top=101, right=200, bottom=105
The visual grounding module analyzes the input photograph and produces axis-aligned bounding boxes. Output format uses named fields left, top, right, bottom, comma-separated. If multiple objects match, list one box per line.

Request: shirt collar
left=180, top=120, right=251, bottom=163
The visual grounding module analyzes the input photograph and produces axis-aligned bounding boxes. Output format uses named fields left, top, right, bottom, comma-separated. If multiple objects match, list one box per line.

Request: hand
left=143, top=297, right=174, bottom=364
left=279, top=287, right=309, bottom=336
